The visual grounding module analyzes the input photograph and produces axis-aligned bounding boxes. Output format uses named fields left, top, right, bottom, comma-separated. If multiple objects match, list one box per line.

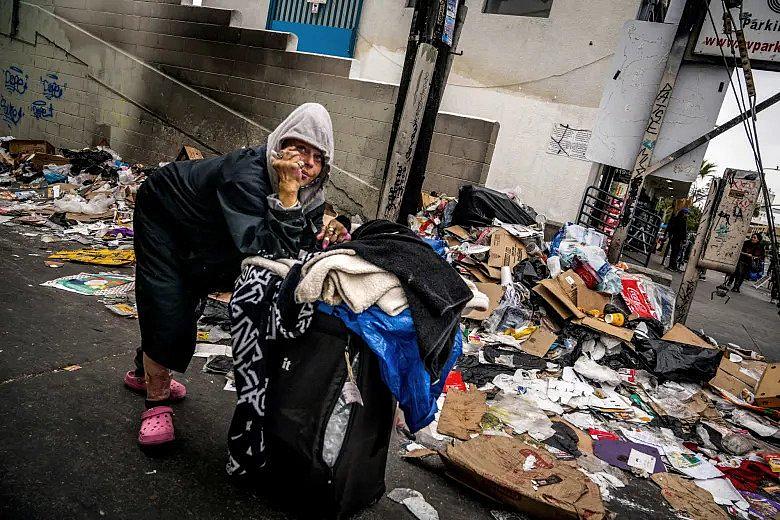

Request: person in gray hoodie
left=123, top=103, right=351, bottom=446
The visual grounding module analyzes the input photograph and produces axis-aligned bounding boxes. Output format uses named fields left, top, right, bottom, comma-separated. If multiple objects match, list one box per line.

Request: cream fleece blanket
left=242, top=252, right=489, bottom=318
left=295, top=250, right=408, bottom=316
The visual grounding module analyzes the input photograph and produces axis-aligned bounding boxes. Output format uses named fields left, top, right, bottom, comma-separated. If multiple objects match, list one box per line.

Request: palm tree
left=699, top=160, right=717, bottom=179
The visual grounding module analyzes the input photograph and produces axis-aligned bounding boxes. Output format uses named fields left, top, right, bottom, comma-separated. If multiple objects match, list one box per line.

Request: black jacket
left=139, top=145, right=324, bottom=267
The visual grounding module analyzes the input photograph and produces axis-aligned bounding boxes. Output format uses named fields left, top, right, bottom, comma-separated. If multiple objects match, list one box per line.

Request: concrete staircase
left=1, top=0, right=499, bottom=215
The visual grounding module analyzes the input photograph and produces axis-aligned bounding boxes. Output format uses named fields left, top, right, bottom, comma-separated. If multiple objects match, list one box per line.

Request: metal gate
left=267, top=0, right=364, bottom=58
left=577, top=186, right=662, bottom=267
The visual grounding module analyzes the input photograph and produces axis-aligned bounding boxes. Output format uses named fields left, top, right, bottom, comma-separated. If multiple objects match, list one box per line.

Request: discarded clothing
left=320, top=302, right=460, bottom=433
left=227, top=262, right=314, bottom=476
left=296, top=249, right=408, bottom=315
left=543, top=421, right=582, bottom=458
left=331, top=219, right=471, bottom=378
left=716, top=460, right=778, bottom=492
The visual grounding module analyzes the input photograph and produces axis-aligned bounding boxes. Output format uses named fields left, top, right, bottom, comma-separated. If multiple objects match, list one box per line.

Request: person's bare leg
left=143, top=353, right=171, bottom=404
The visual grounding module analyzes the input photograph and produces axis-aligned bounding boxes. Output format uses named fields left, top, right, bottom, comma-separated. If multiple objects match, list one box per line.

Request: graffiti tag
left=0, top=94, right=24, bottom=126
left=4, top=66, right=28, bottom=95
left=40, top=73, right=66, bottom=100
left=30, top=100, right=54, bottom=120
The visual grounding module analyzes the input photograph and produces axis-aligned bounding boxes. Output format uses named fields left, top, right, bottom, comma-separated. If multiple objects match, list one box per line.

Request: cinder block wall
left=2, top=0, right=499, bottom=208
left=0, top=34, right=189, bottom=165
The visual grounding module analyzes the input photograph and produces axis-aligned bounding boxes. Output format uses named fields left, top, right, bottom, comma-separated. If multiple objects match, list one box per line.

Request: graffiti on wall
left=30, top=100, right=54, bottom=120
left=701, top=169, right=761, bottom=272
left=3, top=66, right=28, bottom=95
left=40, top=73, right=66, bottom=100
left=0, top=94, right=24, bottom=126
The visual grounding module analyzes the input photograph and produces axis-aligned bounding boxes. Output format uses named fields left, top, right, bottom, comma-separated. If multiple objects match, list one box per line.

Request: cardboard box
left=175, top=145, right=203, bottom=161
left=533, top=271, right=633, bottom=342
left=488, top=228, right=527, bottom=269
left=8, top=139, right=55, bottom=155
left=710, top=354, right=780, bottom=408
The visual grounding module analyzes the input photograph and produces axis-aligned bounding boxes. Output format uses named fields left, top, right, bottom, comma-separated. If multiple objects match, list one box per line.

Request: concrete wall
left=0, top=33, right=185, bottom=164
left=1, top=0, right=499, bottom=217
left=41, top=0, right=498, bottom=192
left=352, top=0, right=644, bottom=223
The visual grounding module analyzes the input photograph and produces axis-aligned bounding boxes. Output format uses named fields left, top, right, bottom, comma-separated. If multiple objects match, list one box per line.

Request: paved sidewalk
left=647, top=255, right=779, bottom=360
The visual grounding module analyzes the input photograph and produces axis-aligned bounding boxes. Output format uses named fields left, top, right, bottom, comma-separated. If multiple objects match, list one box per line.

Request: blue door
left=267, top=0, right=364, bottom=58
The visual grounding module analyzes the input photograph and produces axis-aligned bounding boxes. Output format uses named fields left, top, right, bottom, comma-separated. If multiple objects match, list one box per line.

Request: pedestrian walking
left=123, top=103, right=352, bottom=447
left=665, top=208, right=689, bottom=271
left=731, top=232, right=765, bottom=293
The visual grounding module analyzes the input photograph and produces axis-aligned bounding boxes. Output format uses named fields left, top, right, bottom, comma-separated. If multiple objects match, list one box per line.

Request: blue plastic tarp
left=318, top=302, right=461, bottom=433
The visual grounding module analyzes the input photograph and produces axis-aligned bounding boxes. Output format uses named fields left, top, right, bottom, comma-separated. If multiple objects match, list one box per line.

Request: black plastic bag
left=512, top=258, right=549, bottom=289
left=451, top=185, right=536, bottom=227
left=634, top=339, right=722, bottom=383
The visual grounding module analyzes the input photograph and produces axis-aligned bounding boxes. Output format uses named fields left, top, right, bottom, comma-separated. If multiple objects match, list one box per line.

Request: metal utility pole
left=675, top=178, right=720, bottom=323
left=377, top=0, right=465, bottom=222
left=606, top=0, right=700, bottom=263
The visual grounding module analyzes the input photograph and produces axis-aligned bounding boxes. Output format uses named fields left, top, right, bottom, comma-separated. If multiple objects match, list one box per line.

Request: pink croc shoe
left=124, top=371, right=187, bottom=401
left=138, top=406, right=175, bottom=446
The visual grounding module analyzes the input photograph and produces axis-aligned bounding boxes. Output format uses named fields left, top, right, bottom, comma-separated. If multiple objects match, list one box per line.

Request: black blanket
left=331, top=220, right=471, bottom=378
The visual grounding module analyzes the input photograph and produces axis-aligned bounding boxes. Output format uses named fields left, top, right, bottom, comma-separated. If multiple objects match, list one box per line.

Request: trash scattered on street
left=41, top=272, right=135, bottom=296
left=396, top=193, right=779, bottom=519
left=387, top=488, right=439, bottom=520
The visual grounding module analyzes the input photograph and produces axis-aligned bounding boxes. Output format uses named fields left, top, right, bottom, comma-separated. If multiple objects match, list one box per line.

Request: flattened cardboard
left=28, top=153, right=70, bottom=171
left=522, top=327, right=557, bottom=358
left=441, top=436, right=605, bottom=520
left=662, top=324, right=714, bottom=349
left=488, top=229, right=527, bottom=268
left=445, top=225, right=470, bottom=241
left=436, top=387, right=487, bottom=440
left=464, top=283, right=504, bottom=321
left=533, top=284, right=574, bottom=319
left=464, top=265, right=492, bottom=283
left=651, top=473, right=730, bottom=520
left=573, top=317, right=634, bottom=342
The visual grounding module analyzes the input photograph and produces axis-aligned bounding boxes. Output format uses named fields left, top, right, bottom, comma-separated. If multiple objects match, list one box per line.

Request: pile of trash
left=0, top=138, right=156, bottom=316
left=398, top=185, right=780, bottom=520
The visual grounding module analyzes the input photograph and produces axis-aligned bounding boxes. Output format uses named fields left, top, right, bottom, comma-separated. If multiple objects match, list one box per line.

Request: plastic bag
left=54, top=193, right=115, bottom=215
left=451, top=185, right=536, bottom=227
left=621, top=275, right=675, bottom=331
left=512, top=258, right=549, bottom=289
left=633, top=339, right=723, bottom=384
left=318, top=303, right=460, bottom=433
left=322, top=354, right=360, bottom=467
left=487, top=393, right=555, bottom=440
left=483, top=283, right=533, bottom=333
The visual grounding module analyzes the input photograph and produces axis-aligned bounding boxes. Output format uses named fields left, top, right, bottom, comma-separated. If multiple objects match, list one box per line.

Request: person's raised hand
left=317, top=220, right=351, bottom=249
left=271, top=146, right=305, bottom=207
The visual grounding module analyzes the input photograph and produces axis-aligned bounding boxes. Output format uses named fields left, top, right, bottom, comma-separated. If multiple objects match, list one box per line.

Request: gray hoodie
left=266, top=103, right=334, bottom=214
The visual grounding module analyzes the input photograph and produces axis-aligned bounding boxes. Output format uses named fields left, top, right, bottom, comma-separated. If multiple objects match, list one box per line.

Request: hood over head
left=266, top=103, right=334, bottom=212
